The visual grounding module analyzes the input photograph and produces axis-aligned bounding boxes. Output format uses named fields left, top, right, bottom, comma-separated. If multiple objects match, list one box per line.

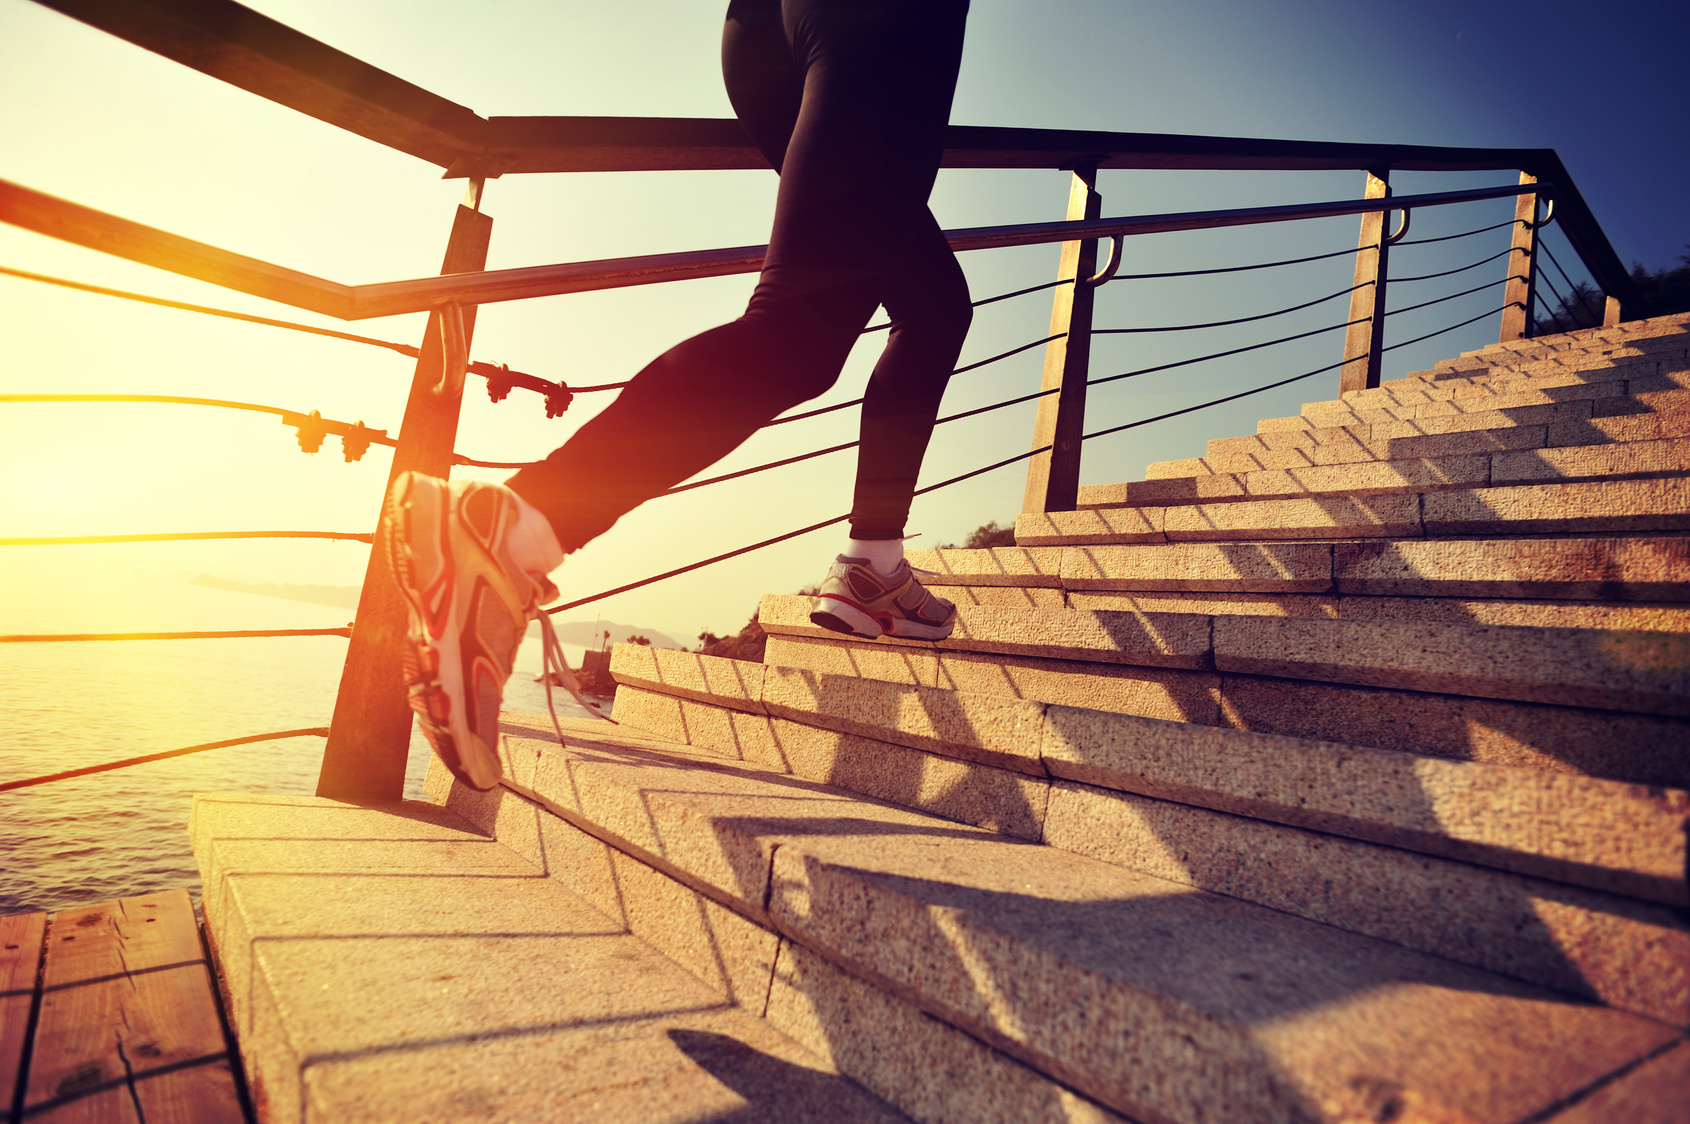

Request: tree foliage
left=938, top=519, right=1016, bottom=550
left=1535, top=245, right=1690, bottom=334
left=695, top=585, right=820, bottom=663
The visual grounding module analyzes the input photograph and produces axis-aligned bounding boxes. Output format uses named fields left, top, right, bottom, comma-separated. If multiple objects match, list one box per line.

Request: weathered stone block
left=192, top=794, right=901, bottom=1124
left=1491, top=437, right=1690, bottom=485
left=764, top=633, right=938, bottom=687
left=763, top=596, right=1213, bottom=669
left=950, top=585, right=1066, bottom=608
left=1317, top=423, right=1546, bottom=464
left=1546, top=408, right=1690, bottom=448
left=925, top=648, right=1224, bottom=726
left=1548, top=1039, right=1690, bottom=1124
left=1066, top=590, right=1337, bottom=617
left=1218, top=675, right=1690, bottom=789
left=1212, top=614, right=1690, bottom=717
left=765, top=809, right=1673, bottom=1124
left=1037, top=705, right=1690, bottom=903
left=1420, top=380, right=1625, bottom=416
left=763, top=717, right=1049, bottom=840
left=1061, top=541, right=1333, bottom=592
left=1042, top=780, right=1690, bottom=1025
left=1422, top=478, right=1690, bottom=535
left=760, top=666, right=1047, bottom=774
left=610, top=644, right=767, bottom=712
left=1163, top=493, right=1421, bottom=540
left=1333, top=536, right=1690, bottom=601
left=766, top=939, right=1126, bottom=1124
left=905, top=546, right=1064, bottom=586
left=1078, top=475, right=1249, bottom=507
left=1015, top=507, right=1164, bottom=546
left=1243, top=454, right=1490, bottom=498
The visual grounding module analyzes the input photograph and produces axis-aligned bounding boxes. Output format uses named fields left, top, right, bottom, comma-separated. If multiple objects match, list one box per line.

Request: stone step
left=1442, top=313, right=1690, bottom=356
left=912, top=537, right=1690, bottom=604
left=609, top=645, right=1688, bottom=906
left=762, top=631, right=1690, bottom=791
left=1082, top=437, right=1690, bottom=509
left=1430, top=314, right=1690, bottom=374
left=603, top=672, right=1690, bottom=1026
left=760, top=594, right=1690, bottom=718
left=1289, top=380, right=1690, bottom=433
left=1057, top=591, right=1689, bottom=633
left=1545, top=1040, right=1690, bottom=1124
left=189, top=794, right=912, bottom=1124
left=1355, top=359, right=1672, bottom=407
left=435, top=715, right=1679, bottom=1124
left=1304, top=374, right=1637, bottom=426
left=941, top=583, right=1690, bottom=632
left=1135, top=390, right=1690, bottom=476
left=1023, top=477, right=1690, bottom=544
left=1151, top=405, right=1690, bottom=481
left=1306, top=371, right=1690, bottom=427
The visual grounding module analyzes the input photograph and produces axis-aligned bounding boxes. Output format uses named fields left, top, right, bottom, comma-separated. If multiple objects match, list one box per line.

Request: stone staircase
left=192, top=313, right=1690, bottom=1123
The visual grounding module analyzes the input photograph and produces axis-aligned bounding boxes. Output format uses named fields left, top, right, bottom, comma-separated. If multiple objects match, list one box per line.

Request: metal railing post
left=1499, top=172, right=1541, bottom=342
left=1021, top=164, right=1101, bottom=515
left=1339, top=169, right=1391, bottom=395
left=316, top=181, right=492, bottom=801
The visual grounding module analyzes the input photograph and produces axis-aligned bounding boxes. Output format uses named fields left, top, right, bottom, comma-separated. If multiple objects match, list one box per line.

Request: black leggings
left=507, top=0, right=972, bottom=550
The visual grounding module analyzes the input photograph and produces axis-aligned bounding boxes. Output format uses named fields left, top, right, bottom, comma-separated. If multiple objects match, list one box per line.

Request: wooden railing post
left=1339, top=169, right=1391, bottom=395
left=1604, top=295, right=1623, bottom=328
left=1022, top=165, right=1101, bottom=515
left=317, top=182, right=492, bottom=801
left=1499, top=172, right=1541, bottom=342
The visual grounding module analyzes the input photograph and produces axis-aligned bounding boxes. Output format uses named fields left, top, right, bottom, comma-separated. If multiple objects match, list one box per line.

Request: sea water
left=0, top=561, right=596, bottom=915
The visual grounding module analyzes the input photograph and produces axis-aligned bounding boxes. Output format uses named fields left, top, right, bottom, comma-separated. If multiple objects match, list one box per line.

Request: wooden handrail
left=0, top=177, right=1553, bottom=321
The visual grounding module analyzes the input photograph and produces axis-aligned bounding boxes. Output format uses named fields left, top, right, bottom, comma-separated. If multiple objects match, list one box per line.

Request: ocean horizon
left=0, top=559, right=607, bottom=915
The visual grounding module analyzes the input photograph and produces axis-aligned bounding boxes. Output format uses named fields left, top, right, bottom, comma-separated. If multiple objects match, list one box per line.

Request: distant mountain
left=189, top=573, right=683, bottom=649
left=191, top=574, right=360, bottom=609
left=539, top=619, right=684, bottom=650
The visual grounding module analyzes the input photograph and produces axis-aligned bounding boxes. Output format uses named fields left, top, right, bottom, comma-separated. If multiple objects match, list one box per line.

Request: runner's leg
left=506, top=0, right=970, bottom=551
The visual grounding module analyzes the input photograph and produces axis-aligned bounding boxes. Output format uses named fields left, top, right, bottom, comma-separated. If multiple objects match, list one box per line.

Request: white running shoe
left=809, top=555, right=957, bottom=641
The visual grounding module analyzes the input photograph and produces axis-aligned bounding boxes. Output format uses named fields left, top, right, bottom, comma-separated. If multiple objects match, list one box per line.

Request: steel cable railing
left=1089, top=314, right=1369, bottom=389
left=1393, top=217, right=1519, bottom=248
left=0, top=530, right=372, bottom=545
left=482, top=230, right=1546, bottom=501
left=0, top=264, right=597, bottom=405
left=1534, top=268, right=1575, bottom=333
left=0, top=728, right=331, bottom=792
left=1, top=233, right=1511, bottom=568
left=1, top=627, right=352, bottom=643
left=1389, top=245, right=1516, bottom=285
left=1385, top=275, right=1520, bottom=319
left=1539, top=239, right=1606, bottom=327
left=1093, top=280, right=1368, bottom=336
left=1, top=189, right=1556, bottom=791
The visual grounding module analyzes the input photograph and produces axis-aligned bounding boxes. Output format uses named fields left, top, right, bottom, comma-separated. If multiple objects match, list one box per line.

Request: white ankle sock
left=847, top=536, right=904, bottom=576
left=506, top=491, right=565, bottom=576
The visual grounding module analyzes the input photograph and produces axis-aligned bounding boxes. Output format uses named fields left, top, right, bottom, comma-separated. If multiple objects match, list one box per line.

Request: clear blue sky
left=2, top=0, right=1686, bottom=642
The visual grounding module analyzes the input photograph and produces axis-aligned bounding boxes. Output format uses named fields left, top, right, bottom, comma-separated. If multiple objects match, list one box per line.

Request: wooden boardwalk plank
left=3, top=910, right=47, bottom=1122
left=24, top=890, right=243, bottom=1124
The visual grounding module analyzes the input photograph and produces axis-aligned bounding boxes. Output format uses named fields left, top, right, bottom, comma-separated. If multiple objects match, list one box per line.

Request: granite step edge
left=608, top=646, right=1690, bottom=905
left=591, top=693, right=1690, bottom=1026
left=435, top=718, right=1679, bottom=1124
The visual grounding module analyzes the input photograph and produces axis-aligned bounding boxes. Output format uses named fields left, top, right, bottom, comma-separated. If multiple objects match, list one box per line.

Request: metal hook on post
left=432, top=301, right=468, bottom=399
left=1385, top=208, right=1411, bottom=245
left=1529, top=196, right=1556, bottom=230
left=1085, top=234, right=1123, bottom=287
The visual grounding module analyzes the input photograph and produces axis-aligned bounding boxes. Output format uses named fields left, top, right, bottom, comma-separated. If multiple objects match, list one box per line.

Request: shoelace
left=535, top=609, right=617, bottom=744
